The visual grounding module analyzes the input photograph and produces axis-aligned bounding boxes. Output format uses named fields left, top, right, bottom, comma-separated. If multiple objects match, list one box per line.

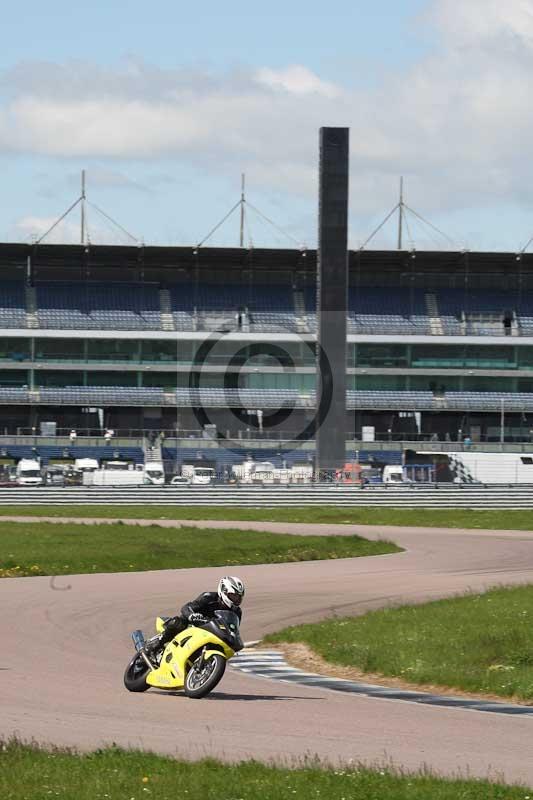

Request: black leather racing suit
left=157, top=592, right=242, bottom=649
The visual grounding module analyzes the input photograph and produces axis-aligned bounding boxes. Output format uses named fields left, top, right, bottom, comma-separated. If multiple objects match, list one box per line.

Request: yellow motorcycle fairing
left=146, top=621, right=235, bottom=690
left=155, top=616, right=168, bottom=634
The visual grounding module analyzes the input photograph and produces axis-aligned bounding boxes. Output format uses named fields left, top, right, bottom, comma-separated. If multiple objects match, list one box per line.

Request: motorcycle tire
left=124, top=652, right=151, bottom=692
left=184, top=653, right=226, bottom=699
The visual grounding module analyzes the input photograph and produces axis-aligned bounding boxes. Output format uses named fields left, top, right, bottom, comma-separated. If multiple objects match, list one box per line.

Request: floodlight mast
left=360, top=178, right=458, bottom=250
left=81, top=169, right=86, bottom=245
left=239, top=173, right=246, bottom=248
left=398, top=176, right=404, bottom=251
left=196, top=175, right=303, bottom=249
left=35, top=169, right=139, bottom=246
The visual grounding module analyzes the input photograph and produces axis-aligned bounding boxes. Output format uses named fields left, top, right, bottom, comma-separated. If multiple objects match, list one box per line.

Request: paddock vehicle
left=181, top=465, right=215, bottom=485
left=233, top=460, right=312, bottom=485
left=45, top=464, right=66, bottom=486
left=143, top=461, right=165, bottom=486
left=124, top=611, right=243, bottom=698
left=83, top=461, right=165, bottom=486
left=84, top=462, right=140, bottom=486
left=16, top=458, right=42, bottom=486
left=337, top=463, right=382, bottom=485
left=170, top=475, right=190, bottom=486
left=383, top=465, right=409, bottom=484
left=74, top=457, right=99, bottom=474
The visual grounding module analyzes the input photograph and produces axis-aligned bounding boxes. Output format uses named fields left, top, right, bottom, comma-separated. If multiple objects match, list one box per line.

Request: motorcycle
left=124, top=609, right=244, bottom=699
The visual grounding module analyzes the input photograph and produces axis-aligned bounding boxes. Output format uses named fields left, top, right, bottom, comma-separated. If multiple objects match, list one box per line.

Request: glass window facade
left=87, top=371, right=137, bottom=387
left=0, top=369, right=28, bottom=387
left=0, top=338, right=31, bottom=362
left=34, top=370, right=84, bottom=387
left=248, top=372, right=315, bottom=391
left=517, top=347, right=533, bottom=369
left=462, top=376, right=512, bottom=391
left=355, top=375, right=407, bottom=390
left=7, top=337, right=533, bottom=370
left=143, top=372, right=181, bottom=390
left=356, top=344, right=408, bottom=368
left=6, top=337, right=533, bottom=398
left=35, top=339, right=84, bottom=362
left=87, top=340, right=138, bottom=362
left=141, top=341, right=176, bottom=363
left=411, top=345, right=515, bottom=369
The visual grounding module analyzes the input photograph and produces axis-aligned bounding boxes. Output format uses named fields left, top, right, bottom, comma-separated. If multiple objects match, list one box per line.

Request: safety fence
left=1, top=484, right=533, bottom=507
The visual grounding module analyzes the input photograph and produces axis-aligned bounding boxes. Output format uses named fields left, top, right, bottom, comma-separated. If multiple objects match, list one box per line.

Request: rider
left=144, top=576, right=245, bottom=658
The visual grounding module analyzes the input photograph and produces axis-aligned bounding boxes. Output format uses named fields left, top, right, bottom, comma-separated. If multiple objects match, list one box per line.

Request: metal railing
left=2, top=484, right=533, bottom=507
left=2, top=432, right=533, bottom=454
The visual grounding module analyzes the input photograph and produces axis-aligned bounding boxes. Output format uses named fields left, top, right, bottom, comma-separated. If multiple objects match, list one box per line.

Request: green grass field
left=0, top=740, right=528, bottom=800
left=266, top=584, right=533, bottom=702
left=0, top=521, right=400, bottom=577
left=0, top=504, right=533, bottom=529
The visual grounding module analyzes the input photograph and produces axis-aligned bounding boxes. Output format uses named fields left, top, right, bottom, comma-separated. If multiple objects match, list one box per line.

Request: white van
left=74, top=458, right=99, bottom=474
left=182, top=465, right=215, bottom=485
left=143, top=462, right=165, bottom=486
left=382, top=465, right=407, bottom=484
left=16, top=458, right=43, bottom=486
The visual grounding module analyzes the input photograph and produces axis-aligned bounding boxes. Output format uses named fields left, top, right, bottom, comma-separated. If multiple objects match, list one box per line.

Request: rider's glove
left=188, top=612, right=207, bottom=624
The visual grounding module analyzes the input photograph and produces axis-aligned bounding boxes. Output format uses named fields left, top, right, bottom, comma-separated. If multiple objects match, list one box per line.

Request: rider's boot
left=143, top=634, right=163, bottom=661
left=144, top=617, right=183, bottom=661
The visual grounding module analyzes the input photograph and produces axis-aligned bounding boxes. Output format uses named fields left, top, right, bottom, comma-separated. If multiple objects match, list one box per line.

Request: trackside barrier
left=1, top=485, right=533, bottom=507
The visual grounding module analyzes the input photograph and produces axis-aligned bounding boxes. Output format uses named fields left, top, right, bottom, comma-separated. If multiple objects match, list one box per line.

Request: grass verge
left=0, top=521, right=399, bottom=577
left=0, top=504, right=533, bottom=529
left=265, top=585, right=533, bottom=703
left=0, top=740, right=529, bottom=799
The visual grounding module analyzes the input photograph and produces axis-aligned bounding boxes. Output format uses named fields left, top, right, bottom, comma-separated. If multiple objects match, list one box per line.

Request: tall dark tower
left=315, top=127, right=349, bottom=474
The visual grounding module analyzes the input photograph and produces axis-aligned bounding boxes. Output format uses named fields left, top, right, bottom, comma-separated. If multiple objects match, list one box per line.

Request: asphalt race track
left=2, top=519, right=533, bottom=785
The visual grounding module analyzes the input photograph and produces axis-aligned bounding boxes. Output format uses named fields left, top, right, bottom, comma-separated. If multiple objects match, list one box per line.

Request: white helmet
left=218, top=576, right=245, bottom=611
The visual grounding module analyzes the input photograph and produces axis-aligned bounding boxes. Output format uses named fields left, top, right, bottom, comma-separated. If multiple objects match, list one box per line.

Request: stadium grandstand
left=0, top=242, right=533, bottom=474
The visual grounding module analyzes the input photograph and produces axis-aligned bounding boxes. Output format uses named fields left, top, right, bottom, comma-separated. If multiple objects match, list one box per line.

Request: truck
left=181, top=464, right=215, bottom=485
left=337, top=463, right=392, bottom=486
left=336, top=462, right=364, bottom=484
left=142, top=462, right=165, bottom=486
left=290, top=464, right=313, bottom=484
left=232, top=460, right=274, bottom=484
left=232, top=460, right=312, bottom=485
left=74, top=458, right=99, bottom=474
left=84, top=461, right=159, bottom=487
left=382, top=465, right=408, bottom=485
left=16, top=458, right=43, bottom=486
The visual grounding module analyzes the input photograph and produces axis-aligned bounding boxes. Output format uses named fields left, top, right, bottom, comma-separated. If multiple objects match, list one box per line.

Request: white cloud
left=426, top=0, right=533, bottom=47
left=11, top=215, right=81, bottom=244
left=2, top=0, right=533, bottom=247
left=255, top=65, right=341, bottom=97
left=66, top=167, right=149, bottom=192
left=10, top=212, right=133, bottom=245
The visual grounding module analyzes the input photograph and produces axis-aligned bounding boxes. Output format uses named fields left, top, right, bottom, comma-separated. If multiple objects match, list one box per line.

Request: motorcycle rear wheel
left=124, top=652, right=151, bottom=692
left=184, top=653, right=226, bottom=698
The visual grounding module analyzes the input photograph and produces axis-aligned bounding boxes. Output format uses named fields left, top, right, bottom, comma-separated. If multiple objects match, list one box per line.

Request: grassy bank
left=266, top=585, right=533, bottom=703
left=0, top=521, right=399, bottom=577
left=0, top=504, right=532, bottom=529
left=0, top=740, right=528, bottom=799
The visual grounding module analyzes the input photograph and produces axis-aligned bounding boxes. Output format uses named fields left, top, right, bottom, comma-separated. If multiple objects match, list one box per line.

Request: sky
left=1, top=0, right=533, bottom=251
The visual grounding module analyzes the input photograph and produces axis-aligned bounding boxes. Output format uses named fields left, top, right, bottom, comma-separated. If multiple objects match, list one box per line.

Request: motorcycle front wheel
left=124, top=652, right=151, bottom=692
left=184, top=653, right=226, bottom=698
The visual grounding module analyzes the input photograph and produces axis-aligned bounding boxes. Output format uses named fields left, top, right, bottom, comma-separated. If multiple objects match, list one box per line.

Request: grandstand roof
left=1, top=242, right=532, bottom=284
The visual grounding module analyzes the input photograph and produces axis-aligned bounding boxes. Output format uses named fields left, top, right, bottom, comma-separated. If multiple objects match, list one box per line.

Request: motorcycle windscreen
left=210, top=610, right=244, bottom=651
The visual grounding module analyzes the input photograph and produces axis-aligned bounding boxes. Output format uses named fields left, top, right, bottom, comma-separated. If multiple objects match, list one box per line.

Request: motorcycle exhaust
left=131, top=630, right=145, bottom=652
left=132, top=629, right=155, bottom=671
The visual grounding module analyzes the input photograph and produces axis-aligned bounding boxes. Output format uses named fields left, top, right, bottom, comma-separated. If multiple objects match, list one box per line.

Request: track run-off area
left=2, top=518, right=533, bottom=785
